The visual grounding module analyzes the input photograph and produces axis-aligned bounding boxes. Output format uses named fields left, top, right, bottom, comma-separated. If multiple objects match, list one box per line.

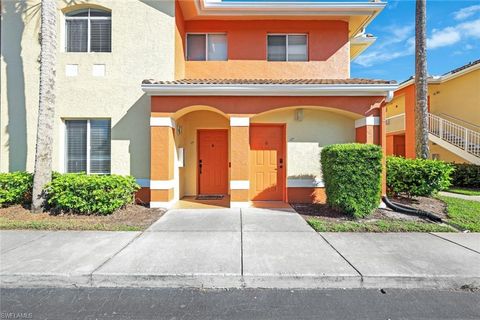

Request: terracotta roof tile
left=442, top=59, right=480, bottom=76
left=142, top=78, right=397, bottom=85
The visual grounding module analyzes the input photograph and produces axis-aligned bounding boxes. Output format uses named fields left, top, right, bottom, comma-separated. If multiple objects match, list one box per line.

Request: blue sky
left=351, top=0, right=480, bottom=82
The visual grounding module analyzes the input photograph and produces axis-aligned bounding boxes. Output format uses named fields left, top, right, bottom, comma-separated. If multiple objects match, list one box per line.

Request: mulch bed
left=291, top=196, right=448, bottom=223
left=0, top=204, right=165, bottom=231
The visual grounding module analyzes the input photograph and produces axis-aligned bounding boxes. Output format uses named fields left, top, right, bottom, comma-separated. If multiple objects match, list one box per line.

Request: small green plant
left=321, top=143, right=383, bottom=219
left=386, top=156, right=453, bottom=198
left=451, top=163, right=480, bottom=188
left=46, top=173, right=140, bottom=215
left=0, top=172, right=33, bottom=207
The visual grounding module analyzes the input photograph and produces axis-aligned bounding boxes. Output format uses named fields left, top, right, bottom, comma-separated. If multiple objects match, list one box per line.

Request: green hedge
left=0, top=172, right=33, bottom=207
left=386, top=156, right=453, bottom=197
left=451, top=163, right=480, bottom=188
left=321, top=143, right=383, bottom=219
left=46, top=173, right=140, bottom=215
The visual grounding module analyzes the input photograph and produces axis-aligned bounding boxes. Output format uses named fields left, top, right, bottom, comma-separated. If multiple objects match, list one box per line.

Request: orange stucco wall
left=152, top=96, right=384, bottom=117
left=288, top=187, right=327, bottom=204
left=178, top=19, right=350, bottom=79
left=391, top=84, right=416, bottom=158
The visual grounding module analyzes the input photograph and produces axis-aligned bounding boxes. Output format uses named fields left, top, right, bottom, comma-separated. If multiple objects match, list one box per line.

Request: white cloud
left=355, top=18, right=480, bottom=67
left=428, top=27, right=461, bottom=49
left=427, top=18, right=480, bottom=49
left=459, top=19, right=480, bottom=38
left=453, top=4, right=480, bottom=20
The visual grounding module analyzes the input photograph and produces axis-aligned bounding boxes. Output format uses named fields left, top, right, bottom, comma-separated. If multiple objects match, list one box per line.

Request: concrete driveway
left=1, top=208, right=480, bottom=289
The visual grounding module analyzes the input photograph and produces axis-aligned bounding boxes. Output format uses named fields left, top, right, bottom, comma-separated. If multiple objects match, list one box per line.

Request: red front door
left=198, top=130, right=228, bottom=195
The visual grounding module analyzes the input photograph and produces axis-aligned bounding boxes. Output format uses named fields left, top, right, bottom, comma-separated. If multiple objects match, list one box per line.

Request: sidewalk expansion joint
left=1, top=231, right=52, bottom=255
left=88, top=231, right=145, bottom=284
left=318, top=233, right=364, bottom=281
left=428, top=233, right=480, bottom=255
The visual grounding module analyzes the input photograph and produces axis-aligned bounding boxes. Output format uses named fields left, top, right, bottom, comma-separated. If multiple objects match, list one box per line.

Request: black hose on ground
left=382, top=196, right=443, bottom=222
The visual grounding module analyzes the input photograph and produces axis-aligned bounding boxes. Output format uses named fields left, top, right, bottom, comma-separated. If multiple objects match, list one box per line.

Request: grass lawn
left=0, top=205, right=165, bottom=231
left=307, top=219, right=454, bottom=232
left=0, top=217, right=142, bottom=231
left=447, top=187, right=480, bottom=196
left=438, top=195, right=480, bottom=232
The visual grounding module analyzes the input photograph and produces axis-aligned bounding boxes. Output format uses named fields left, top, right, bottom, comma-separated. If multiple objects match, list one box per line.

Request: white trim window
left=65, top=119, right=111, bottom=174
left=65, top=8, right=112, bottom=52
left=186, top=33, right=227, bottom=61
left=267, top=34, right=308, bottom=61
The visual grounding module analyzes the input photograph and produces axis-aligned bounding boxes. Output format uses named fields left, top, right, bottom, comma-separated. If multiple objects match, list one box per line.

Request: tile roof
left=442, top=59, right=480, bottom=76
left=142, top=78, right=397, bottom=85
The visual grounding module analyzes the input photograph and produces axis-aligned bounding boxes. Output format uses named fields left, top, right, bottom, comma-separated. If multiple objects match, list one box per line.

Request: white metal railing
left=429, top=113, right=480, bottom=158
left=385, top=113, right=406, bottom=133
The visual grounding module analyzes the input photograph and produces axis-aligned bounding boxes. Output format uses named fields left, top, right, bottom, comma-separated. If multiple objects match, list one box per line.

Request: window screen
left=267, top=34, right=308, bottom=61
left=90, top=120, right=111, bottom=174
left=187, top=34, right=227, bottom=61
left=267, top=35, right=287, bottom=61
left=65, top=8, right=111, bottom=53
left=288, top=35, right=307, bottom=61
left=187, top=34, right=207, bottom=61
left=65, top=119, right=111, bottom=174
left=66, top=120, right=87, bottom=173
left=207, top=34, right=227, bottom=61
left=66, top=20, right=88, bottom=52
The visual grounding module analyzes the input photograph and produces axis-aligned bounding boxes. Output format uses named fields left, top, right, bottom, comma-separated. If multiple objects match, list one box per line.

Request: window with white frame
left=186, top=33, right=227, bottom=61
left=267, top=34, right=308, bottom=61
left=65, top=8, right=112, bottom=52
left=65, top=119, right=111, bottom=174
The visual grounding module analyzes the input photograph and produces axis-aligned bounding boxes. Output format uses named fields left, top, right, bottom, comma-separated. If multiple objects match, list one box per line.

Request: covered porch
left=141, top=79, right=396, bottom=209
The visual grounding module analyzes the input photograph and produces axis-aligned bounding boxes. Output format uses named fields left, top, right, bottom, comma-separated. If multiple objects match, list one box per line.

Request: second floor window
left=65, top=8, right=112, bottom=53
left=267, top=34, right=308, bottom=62
left=186, top=33, right=227, bottom=61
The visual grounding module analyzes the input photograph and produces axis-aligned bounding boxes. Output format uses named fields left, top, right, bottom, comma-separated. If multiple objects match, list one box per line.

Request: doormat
left=196, top=195, right=224, bottom=200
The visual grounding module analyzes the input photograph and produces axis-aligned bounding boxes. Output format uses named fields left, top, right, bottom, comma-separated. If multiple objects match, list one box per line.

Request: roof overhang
left=179, top=0, right=386, bottom=39
left=350, top=34, right=376, bottom=60
left=142, top=83, right=398, bottom=99
left=397, top=62, right=480, bottom=91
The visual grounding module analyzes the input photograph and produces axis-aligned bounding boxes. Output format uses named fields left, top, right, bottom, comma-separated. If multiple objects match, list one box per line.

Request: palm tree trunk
left=31, top=0, right=57, bottom=212
left=415, top=0, right=430, bottom=159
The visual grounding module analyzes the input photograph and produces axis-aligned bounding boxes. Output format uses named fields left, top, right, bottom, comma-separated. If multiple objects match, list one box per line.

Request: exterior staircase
left=428, top=113, right=480, bottom=164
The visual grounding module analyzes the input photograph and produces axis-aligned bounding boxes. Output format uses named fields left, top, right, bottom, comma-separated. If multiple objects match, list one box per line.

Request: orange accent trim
left=151, top=189, right=174, bottom=202
left=287, top=187, right=327, bottom=204
left=151, top=126, right=175, bottom=181
left=230, top=189, right=249, bottom=202
left=230, top=126, right=250, bottom=181
left=152, top=96, right=384, bottom=117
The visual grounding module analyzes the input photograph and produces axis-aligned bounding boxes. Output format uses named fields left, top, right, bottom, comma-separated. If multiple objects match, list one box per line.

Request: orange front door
left=249, top=125, right=285, bottom=201
left=198, top=130, right=228, bottom=195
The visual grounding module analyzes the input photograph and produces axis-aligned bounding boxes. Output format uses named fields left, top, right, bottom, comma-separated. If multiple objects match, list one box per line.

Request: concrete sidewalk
left=1, top=208, right=480, bottom=289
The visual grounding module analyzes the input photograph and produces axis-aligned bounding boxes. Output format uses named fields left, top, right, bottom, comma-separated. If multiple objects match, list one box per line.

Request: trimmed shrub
left=321, top=143, right=383, bottom=219
left=0, top=172, right=33, bottom=207
left=451, top=163, right=480, bottom=188
left=46, top=173, right=140, bottom=215
left=386, top=156, right=453, bottom=197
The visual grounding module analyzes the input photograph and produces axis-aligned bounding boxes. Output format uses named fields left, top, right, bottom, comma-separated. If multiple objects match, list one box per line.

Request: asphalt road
left=1, top=287, right=479, bottom=320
